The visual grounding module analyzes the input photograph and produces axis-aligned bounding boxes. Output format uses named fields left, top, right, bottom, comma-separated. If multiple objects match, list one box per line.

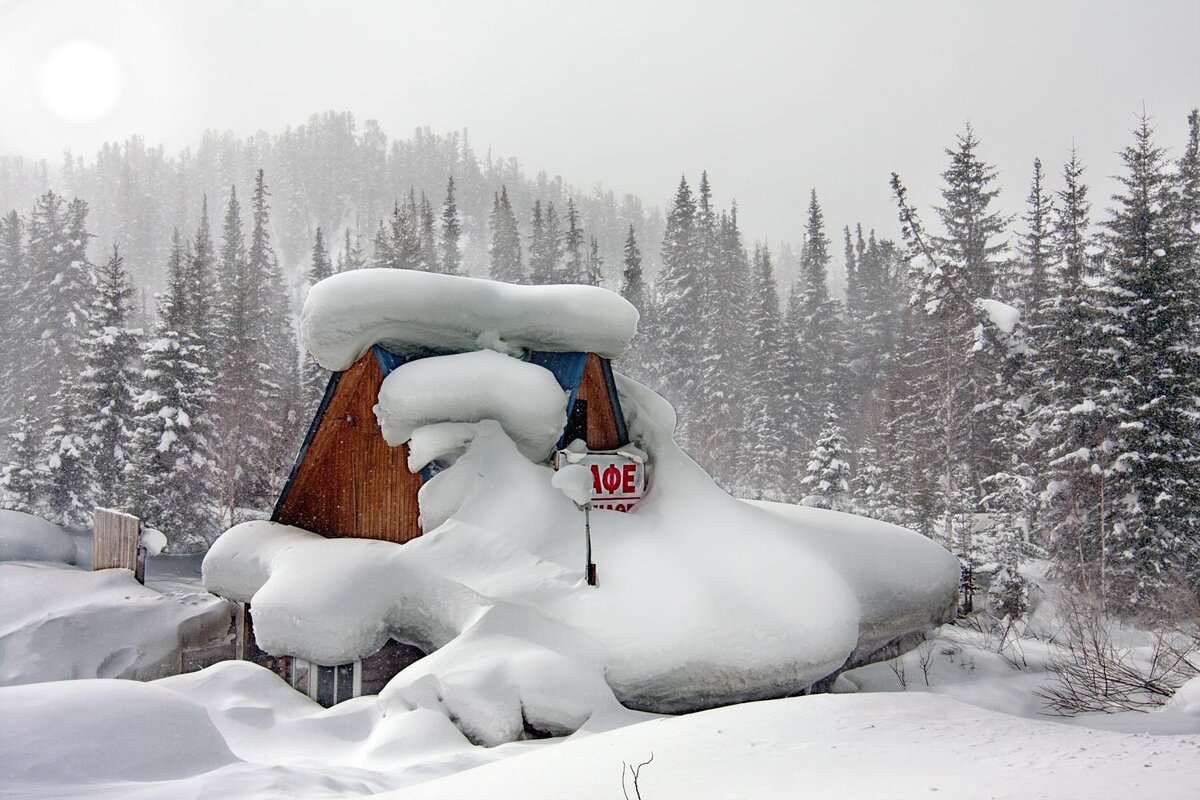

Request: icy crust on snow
left=375, top=350, right=569, bottom=462
left=300, top=269, right=640, bottom=371
left=0, top=562, right=233, bottom=686
left=204, top=374, right=959, bottom=738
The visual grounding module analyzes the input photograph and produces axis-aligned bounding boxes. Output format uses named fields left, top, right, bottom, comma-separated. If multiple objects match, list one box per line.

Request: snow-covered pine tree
left=338, top=227, right=366, bottom=272
left=0, top=210, right=24, bottom=429
left=620, top=224, right=645, bottom=312
left=0, top=410, right=39, bottom=512
left=390, top=195, right=422, bottom=271
left=303, top=227, right=333, bottom=407
left=800, top=404, right=851, bottom=511
left=248, top=171, right=300, bottom=504
left=488, top=186, right=524, bottom=283
left=585, top=235, right=603, bottom=287
left=563, top=198, right=585, bottom=283
left=652, top=176, right=701, bottom=444
left=371, top=218, right=396, bottom=269
left=76, top=245, right=139, bottom=510
left=742, top=244, right=789, bottom=500
left=1101, top=114, right=1200, bottom=607
left=527, top=200, right=552, bottom=284
left=1017, top=158, right=1056, bottom=327
left=791, top=190, right=847, bottom=444
left=24, top=192, right=96, bottom=439
left=418, top=192, right=439, bottom=273
left=40, top=374, right=89, bottom=526
left=850, top=441, right=890, bottom=520
left=129, top=229, right=219, bottom=550
left=439, top=176, right=463, bottom=276
left=1029, top=149, right=1117, bottom=595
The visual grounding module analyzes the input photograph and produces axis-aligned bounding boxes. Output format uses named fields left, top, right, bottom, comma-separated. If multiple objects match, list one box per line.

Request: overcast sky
left=1, top=0, right=1197, bottom=247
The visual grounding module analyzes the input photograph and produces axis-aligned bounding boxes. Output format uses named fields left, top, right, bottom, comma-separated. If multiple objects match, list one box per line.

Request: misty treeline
left=1, top=109, right=1197, bottom=620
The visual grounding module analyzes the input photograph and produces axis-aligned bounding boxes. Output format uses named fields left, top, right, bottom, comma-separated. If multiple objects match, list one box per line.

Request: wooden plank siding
left=92, top=507, right=141, bottom=573
left=274, top=353, right=424, bottom=543
left=578, top=353, right=624, bottom=451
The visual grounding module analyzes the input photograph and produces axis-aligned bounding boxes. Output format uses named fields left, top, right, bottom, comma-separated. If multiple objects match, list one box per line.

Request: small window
left=289, top=658, right=361, bottom=707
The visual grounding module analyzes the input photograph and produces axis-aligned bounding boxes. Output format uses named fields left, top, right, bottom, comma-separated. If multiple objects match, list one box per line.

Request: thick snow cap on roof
left=301, top=269, right=640, bottom=371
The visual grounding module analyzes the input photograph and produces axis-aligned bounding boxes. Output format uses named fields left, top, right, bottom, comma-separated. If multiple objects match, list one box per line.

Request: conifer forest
left=1, top=106, right=1198, bottom=621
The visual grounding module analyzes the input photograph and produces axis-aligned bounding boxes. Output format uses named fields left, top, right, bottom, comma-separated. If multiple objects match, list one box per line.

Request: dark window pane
left=336, top=663, right=354, bottom=703
left=565, top=399, right=588, bottom=446
left=291, top=659, right=310, bottom=693
left=316, top=665, right=335, bottom=707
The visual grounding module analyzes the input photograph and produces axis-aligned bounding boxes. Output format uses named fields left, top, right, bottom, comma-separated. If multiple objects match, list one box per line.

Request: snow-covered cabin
left=273, top=271, right=638, bottom=544
left=234, top=270, right=641, bottom=704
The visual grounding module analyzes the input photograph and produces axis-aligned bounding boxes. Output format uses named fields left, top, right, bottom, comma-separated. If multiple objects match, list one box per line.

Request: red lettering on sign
left=602, top=464, right=622, bottom=493
left=590, top=464, right=602, bottom=494
left=622, top=463, right=636, bottom=493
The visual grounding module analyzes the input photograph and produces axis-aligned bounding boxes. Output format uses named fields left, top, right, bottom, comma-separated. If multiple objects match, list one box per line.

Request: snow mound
left=0, top=509, right=76, bottom=563
left=375, top=350, right=568, bottom=462
left=975, top=298, right=1020, bottom=335
left=301, top=269, right=640, bottom=371
left=205, top=374, right=959, bottom=743
left=0, top=562, right=233, bottom=686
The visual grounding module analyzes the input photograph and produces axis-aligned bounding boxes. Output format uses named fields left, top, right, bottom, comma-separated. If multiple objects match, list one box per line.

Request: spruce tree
left=439, top=176, right=462, bottom=275
left=1101, top=115, right=1199, bottom=606
left=0, top=210, right=24, bottom=426
left=653, top=176, right=701, bottom=439
left=0, top=410, right=39, bottom=512
left=563, top=198, right=585, bottom=282
left=743, top=244, right=789, bottom=500
left=303, top=227, right=333, bottom=406
left=792, top=190, right=846, bottom=443
left=528, top=200, right=552, bottom=284
left=77, top=245, right=139, bottom=510
left=488, top=186, right=524, bottom=283
left=129, top=229, right=219, bottom=549
left=586, top=235, right=604, bottom=286
left=418, top=192, right=439, bottom=273
left=1018, top=158, right=1056, bottom=326
left=800, top=405, right=852, bottom=511
left=620, top=223, right=645, bottom=312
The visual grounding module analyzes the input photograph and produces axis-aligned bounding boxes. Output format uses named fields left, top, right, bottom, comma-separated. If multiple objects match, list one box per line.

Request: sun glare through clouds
left=38, top=41, right=122, bottom=123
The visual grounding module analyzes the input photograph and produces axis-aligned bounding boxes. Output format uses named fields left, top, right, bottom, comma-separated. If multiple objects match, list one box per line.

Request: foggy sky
left=1, top=0, right=1197, bottom=248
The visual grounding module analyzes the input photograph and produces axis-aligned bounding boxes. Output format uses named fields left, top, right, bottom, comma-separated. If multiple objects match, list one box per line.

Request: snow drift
left=0, top=509, right=77, bottom=563
left=205, top=371, right=959, bottom=736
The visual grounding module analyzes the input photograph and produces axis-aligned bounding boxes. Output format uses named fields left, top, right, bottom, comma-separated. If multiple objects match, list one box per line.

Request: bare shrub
left=1037, top=587, right=1200, bottom=715
left=621, top=752, right=654, bottom=800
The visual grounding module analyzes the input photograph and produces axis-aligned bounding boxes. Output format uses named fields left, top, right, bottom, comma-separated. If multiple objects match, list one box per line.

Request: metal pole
left=584, top=502, right=596, bottom=586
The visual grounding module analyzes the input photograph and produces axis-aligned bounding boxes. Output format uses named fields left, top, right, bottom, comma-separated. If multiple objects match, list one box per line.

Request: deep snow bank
left=0, top=509, right=77, bottom=563
left=0, top=562, right=233, bottom=686
left=301, top=269, right=639, bottom=370
left=205, top=372, right=959, bottom=734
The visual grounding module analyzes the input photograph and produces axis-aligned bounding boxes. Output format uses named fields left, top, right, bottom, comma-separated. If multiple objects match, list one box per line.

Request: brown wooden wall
left=579, top=353, right=624, bottom=451
left=274, top=353, right=424, bottom=543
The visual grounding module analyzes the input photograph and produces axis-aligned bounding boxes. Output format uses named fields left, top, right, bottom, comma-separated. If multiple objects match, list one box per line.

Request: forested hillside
left=1, top=108, right=1197, bottom=617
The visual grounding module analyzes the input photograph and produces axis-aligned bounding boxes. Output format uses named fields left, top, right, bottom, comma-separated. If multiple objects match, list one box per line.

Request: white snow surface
left=0, top=561, right=232, bottom=686
left=3, top=662, right=1195, bottom=800
left=0, top=509, right=76, bottom=563
left=204, top=374, right=960, bottom=733
left=375, top=350, right=568, bottom=462
left=300, top=269, right=640, bottom=371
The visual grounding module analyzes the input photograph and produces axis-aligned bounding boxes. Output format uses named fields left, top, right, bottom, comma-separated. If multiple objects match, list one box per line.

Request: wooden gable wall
left=576, top=353, right=626, bottom=451
left=273, top=352, right=423, bottom=544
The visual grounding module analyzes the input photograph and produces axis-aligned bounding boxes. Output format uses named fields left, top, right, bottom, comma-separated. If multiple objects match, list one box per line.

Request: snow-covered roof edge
left=301, top=270, right=640, bottom=371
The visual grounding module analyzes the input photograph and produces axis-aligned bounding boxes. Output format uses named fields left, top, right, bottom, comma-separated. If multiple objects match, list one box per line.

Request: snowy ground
left=2, top=541, right=1197, bottom=798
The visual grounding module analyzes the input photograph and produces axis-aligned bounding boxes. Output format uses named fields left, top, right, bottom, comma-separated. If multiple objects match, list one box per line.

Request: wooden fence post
left=93, top=507, right=146, bottom=584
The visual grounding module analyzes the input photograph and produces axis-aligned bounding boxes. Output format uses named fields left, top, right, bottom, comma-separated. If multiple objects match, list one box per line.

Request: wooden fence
left=92, top=507, right=145, bottom=584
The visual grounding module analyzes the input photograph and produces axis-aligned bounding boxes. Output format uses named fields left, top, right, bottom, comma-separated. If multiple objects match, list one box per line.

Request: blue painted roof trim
left=272, top=368, right=342, bottom=520
left=372, top=345, right=408, bottom=377
left=527, top=351, right=589, bottom=415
